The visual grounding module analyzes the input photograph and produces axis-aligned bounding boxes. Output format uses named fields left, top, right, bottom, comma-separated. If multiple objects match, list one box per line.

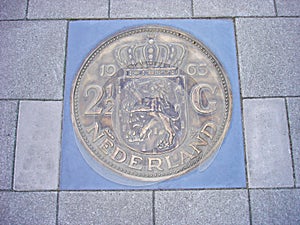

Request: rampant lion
left=129, top=96, right=181, bottom=151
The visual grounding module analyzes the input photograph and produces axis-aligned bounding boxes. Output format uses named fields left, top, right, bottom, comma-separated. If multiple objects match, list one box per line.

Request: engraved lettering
left=180, top=150, right=195, bottom=164
left=189, top=130, right=208, bottom=154
left=105, top=84, right=113, bottom=97
left=191, top=84, right=217, bottom=114
left=201, top=121, right=217, bottom=139
left=128, top=155, right=143, bottom=170
left=187, top=62, right=208, bottom=76
left=104, top=128, right=115, bottom=140
left=111, top=147, right=127, bottom=163
left=86, top=122, right=105, bottom=143
left=196, top=135, right=208, bottom=146
left=98, top=138, right=114, bottom=154
left=84, top=84, right=104, bottom=115
left=104, top=99, right=113, bottom=115
left=148, top=158, right=163, bottom=171
left=189, top=143, right=203, bottom=154
left=198, top=62, right=209, bottom=75
left=104, top=84, right=114, bottom=115
left=99, top=64, right=116, bottom=77
left=165, top=155, right=179, bottom=169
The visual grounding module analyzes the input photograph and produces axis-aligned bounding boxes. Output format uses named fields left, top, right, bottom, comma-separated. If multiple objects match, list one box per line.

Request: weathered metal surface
left=71, top=25, right=232, bottom=183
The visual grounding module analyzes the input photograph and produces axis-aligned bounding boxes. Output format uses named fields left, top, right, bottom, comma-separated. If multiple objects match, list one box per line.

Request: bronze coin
left=71, top=25, right=232, bottom=184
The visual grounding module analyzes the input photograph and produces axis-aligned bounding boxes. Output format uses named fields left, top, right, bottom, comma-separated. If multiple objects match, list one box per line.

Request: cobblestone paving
left=0, top=0, right=299, bottom=224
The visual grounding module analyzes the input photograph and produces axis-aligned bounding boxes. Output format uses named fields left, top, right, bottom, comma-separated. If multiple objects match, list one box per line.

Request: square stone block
left=60, top=19, right=245, bottom=190
left=236, top=18, right=300, bottom=97
left=155, top=190, right=249, bottom=225
left=0, top=191, right=57, bottom=224
left=14, top=101, right=62, bottom=190
left=276, top=0, right=300, bottom=16
left=58, top=191, right=152, bottom=224
left=194, top=0, right=275, bottom=17
left=250, top=189, right=300, bottom=224
left=0, top=0, right=27, bottom=19
left=28, top=0, right=108, bottom=19
left=0, top=21, right=67, bottom=99
left=243, top=98, right=293, bottom=188
left=110, top=0, right=191, bottom=18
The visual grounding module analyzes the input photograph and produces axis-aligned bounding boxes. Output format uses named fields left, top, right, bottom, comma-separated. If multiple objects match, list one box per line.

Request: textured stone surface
left=243, top=99, right=293, bottom=188
left=276, top=0, right=300, bottom=16
left=0, top=191, right=57, bottom=224
left=110, top=0, right=191, bottom=18
left=0, top=21, right=66, bottom=99
left=250, top=189, right=300, bottom=225
left=58, top=191, right=152, bottom=224
left=0, top=0, right=27, bottom=19
left=14, top=101, right=62, bottom=190
left=155, top=190, right=249, bottom=225
left=194, top=0, right=275, bottom=17
left=0, top=101, right=17, bottom=189
left=287, top=98, right=300, bottom=187
left=236, top=18, right=300, bottom=97
left=28, top=0, right=108, bottom=19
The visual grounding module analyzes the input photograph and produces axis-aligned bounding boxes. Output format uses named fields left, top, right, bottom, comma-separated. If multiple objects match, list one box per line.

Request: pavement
left=0, top=0, right=299, bottom=224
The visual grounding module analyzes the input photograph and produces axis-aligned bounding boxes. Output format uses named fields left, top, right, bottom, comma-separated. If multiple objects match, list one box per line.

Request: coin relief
left=71, top=25, right=232, bottom=184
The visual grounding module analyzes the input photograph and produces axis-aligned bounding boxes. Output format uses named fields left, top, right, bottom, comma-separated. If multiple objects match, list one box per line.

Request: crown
left=115, top=36, right=186, bottom=70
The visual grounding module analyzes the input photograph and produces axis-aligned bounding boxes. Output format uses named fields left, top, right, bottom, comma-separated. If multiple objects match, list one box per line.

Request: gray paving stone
left=110, top=0, right=191, bottom=18
left=236, top=18, right=300, bottom=97
left=287, top=98, right=300, bottom=187
left=194, top=0, right=275, bottom=17
left=0, top=21, right=67, bottom=99
left=0, top=0, right=27, bottom=19
left=14, top=101, right=62, bottom=190
left=276, top=0, right=300, bottom=16
left=0, top=191, right=57, bottom=225
left=155, top=190, right=249, bottom=225
left=250, top=189, right=300, bottom=225
left=0, top=101, right=17, bottom=189
left=28, top=0, right=108, bottom=19
left=243, top=99, right=293, bottom=188
left=58, top=191, right=152, bottom=225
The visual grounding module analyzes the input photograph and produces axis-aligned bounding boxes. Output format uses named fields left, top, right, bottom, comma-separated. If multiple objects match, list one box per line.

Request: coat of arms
left=115, top=75, right=187, bottom=153
left=113, top=37, right=187, bottom=153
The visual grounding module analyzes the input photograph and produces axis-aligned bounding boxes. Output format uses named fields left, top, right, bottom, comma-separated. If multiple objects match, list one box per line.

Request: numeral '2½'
left=84, top=84, right=103, bottom=115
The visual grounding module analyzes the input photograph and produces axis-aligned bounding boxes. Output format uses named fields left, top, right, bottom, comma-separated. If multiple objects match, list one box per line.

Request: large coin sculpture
left=71, top=25, right=232, bottom=185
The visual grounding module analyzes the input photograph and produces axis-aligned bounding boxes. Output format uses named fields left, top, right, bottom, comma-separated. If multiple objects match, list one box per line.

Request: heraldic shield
left=114, top=73, right=188, bottom=154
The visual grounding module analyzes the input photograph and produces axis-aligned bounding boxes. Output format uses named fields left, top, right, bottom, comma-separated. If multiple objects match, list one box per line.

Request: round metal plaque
left=71, top=25, right=232, bottom=185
